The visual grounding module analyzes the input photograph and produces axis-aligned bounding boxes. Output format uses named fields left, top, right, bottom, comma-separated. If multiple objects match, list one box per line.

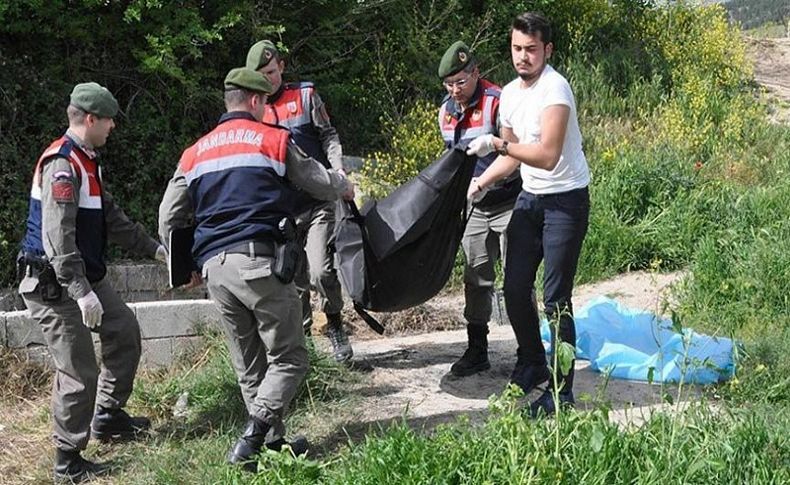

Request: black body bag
left=335, top=148, right=476, bottom=333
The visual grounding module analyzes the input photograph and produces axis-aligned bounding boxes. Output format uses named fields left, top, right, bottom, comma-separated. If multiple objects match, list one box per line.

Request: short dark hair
left=224, top=89, right=257, bottom=109
left=66, top=104, right=88, bottom=125
left=512, top=12, right=552, bottom=44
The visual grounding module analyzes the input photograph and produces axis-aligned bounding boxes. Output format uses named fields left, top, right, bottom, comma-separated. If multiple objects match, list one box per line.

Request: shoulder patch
left=51, top=179, right=75, bottom=203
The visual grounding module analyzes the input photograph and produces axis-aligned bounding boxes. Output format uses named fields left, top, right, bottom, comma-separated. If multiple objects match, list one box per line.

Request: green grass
left=113, top=386, right=789, bottom=484
left=311, top=400, right=789, bottom=485
left=101, top=331, right=359, bottom=484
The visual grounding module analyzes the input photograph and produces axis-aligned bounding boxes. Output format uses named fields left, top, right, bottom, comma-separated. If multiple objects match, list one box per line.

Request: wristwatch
left=497, top=140, right=509, bottom=156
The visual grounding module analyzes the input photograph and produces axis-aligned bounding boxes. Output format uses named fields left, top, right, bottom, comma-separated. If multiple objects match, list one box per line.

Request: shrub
left=359, top=100, right=444, bottom=200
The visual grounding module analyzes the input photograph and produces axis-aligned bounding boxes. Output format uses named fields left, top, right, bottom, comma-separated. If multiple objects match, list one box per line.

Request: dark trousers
left=504, top=187, right=589, bottom=379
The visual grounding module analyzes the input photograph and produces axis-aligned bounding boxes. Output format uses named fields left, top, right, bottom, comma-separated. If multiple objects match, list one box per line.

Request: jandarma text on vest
left=197, top=129, right=264, bottom=156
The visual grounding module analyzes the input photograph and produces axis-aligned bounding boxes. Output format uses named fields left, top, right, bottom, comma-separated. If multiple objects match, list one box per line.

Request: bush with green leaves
left=358, top=100, right=444, bottom=199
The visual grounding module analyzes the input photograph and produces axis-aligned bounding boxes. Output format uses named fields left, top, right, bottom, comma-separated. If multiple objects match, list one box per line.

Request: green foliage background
left=0, top=0, right=787, bottom=330
left=3, top=2, right=790, bottom=482
left=0, top=0, right=662, bottom=286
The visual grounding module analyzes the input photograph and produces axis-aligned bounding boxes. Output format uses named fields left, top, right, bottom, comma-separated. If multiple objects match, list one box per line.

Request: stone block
left=105, top=265, right=129, bottom=293
left=127, top=290, right=161, bottom=303
left=125, top=264, right=168, bottom=293
left=25, top=344, right=54, bottom=367
left=342, top=155, right=364, bottom=172
left=139, top=338, right=173, bottom=368
left=133, top=300, right=218, bottom=339
left=5, top=310, right=45, bottom=349
left=0, top=290, right=26, bottom=312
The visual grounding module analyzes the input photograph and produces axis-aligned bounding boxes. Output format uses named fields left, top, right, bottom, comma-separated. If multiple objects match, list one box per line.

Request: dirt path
left=312, top=271, right=688, bottom=452
left=748, top=36, right=790, bottom=124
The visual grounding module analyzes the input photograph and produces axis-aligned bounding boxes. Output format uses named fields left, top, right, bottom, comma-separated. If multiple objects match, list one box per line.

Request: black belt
left=224, top=241, right=275, bottom=257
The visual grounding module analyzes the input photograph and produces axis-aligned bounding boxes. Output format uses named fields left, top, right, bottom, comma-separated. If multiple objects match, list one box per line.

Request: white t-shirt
left=500, top=65, right=590, bottom=194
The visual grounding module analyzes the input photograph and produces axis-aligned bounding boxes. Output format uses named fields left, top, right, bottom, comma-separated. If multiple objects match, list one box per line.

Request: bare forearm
left=491, top=137, right=560, bottom=171
left=493, top=105, right=569, bottom=171
left=476, top=155, right=520, bottom=190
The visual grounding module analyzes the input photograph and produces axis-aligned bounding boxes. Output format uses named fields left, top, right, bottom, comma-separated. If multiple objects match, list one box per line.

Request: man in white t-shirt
left=466, top=11, right=590, bottom=417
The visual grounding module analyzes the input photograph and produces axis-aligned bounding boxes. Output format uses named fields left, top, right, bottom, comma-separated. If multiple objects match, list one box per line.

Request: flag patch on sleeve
left=52, top=180, right=74, bottom=203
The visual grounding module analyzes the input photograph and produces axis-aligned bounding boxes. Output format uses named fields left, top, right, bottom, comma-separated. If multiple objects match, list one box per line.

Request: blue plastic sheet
left=539, top=296, right=735, bottom=384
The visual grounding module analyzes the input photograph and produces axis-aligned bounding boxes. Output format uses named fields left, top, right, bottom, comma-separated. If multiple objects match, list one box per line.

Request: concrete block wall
left=105, top=263, right=208, bottom=302
left=1, top=299, right=219, bottom=369
left=0, top=263, right=207, bottom=312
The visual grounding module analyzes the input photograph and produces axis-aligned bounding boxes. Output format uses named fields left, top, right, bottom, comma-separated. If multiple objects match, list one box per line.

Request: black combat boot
left=91, top=406, right=151, bottom=442
left=227, top=416, right=271, bottom=472
left=450, top=325, right=490, bottom=377
left=529, top=363, right=576, bottom=418
left=325, top=313, right=353, bottom=363
left=54, top=448, right=110, bottom=483
left=265, top=435, right=310, bottom=457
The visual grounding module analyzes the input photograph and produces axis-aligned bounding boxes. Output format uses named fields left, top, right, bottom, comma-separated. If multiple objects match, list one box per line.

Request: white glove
left=466, top=134, right=495, bottom=157
left=467, top=177, right=490, bottom=203
left=155, top=245, right=168, bottom=263
left=77, top=291, right=104, bottom=329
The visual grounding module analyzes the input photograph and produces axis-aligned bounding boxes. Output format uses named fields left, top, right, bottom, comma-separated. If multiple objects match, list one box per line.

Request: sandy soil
left=307, top=271, right=692, bottom=455
left=748, top=36, right=790, bottom=124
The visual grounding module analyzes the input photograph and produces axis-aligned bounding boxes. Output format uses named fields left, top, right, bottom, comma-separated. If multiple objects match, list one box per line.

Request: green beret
left=438, top=41, right=474, bottom=78
left=69, top=82, right=119, bottom=118
left=224, top=67, right=273, bottom=94
left=246, top=40, right=280, bottom=71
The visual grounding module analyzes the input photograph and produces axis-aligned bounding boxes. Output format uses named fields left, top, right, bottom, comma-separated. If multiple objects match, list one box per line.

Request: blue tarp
left=539, top=296, right=735, bottom=384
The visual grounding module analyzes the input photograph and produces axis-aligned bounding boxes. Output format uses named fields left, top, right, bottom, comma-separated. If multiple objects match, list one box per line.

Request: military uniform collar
left=446, top=81, right=484, bottom=119
left=267, top=84, right=286, bottom=104
left=64, top=130, right=97, bottom=159
left=219, top=111, right=258, bottom=124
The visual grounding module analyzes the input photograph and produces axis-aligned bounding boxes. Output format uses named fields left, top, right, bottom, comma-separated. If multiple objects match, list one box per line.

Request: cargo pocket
left=237, top=258, right=273, bottom=281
